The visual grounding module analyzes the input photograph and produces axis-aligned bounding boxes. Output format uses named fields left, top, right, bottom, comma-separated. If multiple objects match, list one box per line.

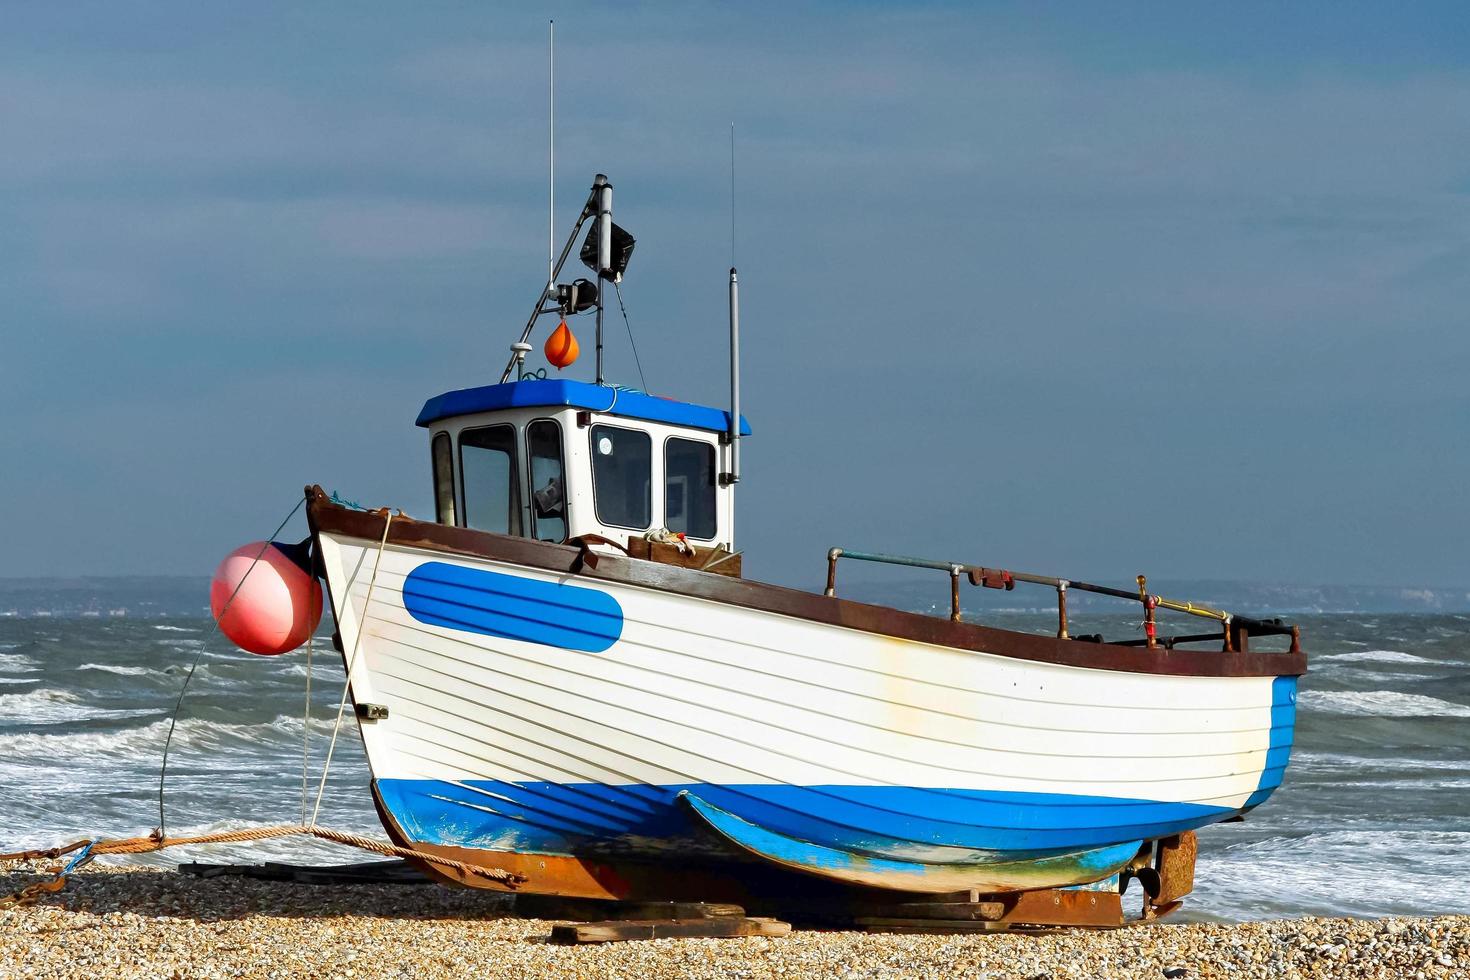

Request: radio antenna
left=725, top=121, right=741, bottom=494
left=547, top=20, right=555, bottom=294
left=729, top=122, right=736, bottom=267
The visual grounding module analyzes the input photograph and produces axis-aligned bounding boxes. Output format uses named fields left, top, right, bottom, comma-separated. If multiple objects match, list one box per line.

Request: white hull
left=313, top=524, right=1295, bottom=892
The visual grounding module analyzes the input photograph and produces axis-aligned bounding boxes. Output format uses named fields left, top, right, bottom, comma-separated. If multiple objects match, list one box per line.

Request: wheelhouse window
left=431, top=432, right=456, bottom=526
left=527, top=419, right=567, bottom=543
left=460, top=424, right=521, bottom=535
left=589, top=424, right=651, bottom=530
left=665, top=437, right=717, bottom=540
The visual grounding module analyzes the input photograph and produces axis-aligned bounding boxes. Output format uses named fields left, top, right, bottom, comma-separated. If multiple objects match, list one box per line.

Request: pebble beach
left=3, top=864, right=1466, bottom=979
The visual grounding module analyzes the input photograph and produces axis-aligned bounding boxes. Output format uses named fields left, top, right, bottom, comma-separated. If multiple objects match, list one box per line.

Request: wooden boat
left=302, top=174, right=1305, bottom=920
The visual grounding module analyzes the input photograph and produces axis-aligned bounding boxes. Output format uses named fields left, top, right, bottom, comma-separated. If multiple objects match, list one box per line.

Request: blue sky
left=3, top=2, right=1467, bottom=589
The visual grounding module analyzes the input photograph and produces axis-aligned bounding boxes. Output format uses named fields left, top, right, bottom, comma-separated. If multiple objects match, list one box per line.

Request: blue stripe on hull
left=402, top=561, right=623, bottom=653
left=376, top=778, right=1244, bottom=863
left=1245, top=675, right=1298, bottom=808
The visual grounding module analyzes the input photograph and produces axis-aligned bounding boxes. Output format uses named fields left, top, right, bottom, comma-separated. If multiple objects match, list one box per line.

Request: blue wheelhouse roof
left=416, top=379, right=752, bottom=436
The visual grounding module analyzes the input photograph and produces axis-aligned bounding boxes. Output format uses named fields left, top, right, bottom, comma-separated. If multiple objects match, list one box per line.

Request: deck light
left=580, top=221, right=636, bottom=282
left=555, top=278, right=599, bottom=315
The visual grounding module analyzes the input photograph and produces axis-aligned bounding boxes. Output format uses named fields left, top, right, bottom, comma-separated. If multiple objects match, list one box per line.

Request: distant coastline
left=0, top=576, right=206, bottom=619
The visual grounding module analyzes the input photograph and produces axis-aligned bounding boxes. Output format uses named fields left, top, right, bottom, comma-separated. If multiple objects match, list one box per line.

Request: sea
left=1, top=577, right=1467, bottom=923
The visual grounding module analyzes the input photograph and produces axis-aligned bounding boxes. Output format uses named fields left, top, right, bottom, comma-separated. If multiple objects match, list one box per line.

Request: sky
left=2, top=1, right=1468, bottom=591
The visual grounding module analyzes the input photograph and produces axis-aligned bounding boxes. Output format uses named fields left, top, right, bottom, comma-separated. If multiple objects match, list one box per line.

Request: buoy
left=210, top=541, right=323, bottom=656
left=544, top=319, right=579, bottom=369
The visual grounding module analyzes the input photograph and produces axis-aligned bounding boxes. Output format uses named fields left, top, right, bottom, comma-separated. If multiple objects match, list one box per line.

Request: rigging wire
left=300, top=628, right=314, bottom=826
left=157, top=495, right=305, bottom=839
left=613, top=281, right=649, bottom=392
left=548, top=20, right=555, bottom=294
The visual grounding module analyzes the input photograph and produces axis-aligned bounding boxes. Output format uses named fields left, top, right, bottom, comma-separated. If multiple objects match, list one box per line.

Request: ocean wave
left=282, top=661, right=342, bottom=679
left=0, top=652, right=41, bottom=673
left=1303, top=689, right=1470, bottom=718
left=77, top=663, right=165, bottom=677
left=1293, top=751, right=1470, bottom=773
left=1349, top=669, right=1441, bottom=685
left=0, top=712, right=348, bottom=758
left=1315, top=649, right=1434, bottom=665
left=152, top=624, right=201, bottom=633
left=1195, top=828, right=1470, bottom=920
left=0, top=688, right=163, bottom=725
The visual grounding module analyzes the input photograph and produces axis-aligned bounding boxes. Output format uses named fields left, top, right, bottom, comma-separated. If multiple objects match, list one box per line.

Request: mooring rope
left=0, top=824, right=526, bottom=907
left=157, top=497, right=305, bottom=839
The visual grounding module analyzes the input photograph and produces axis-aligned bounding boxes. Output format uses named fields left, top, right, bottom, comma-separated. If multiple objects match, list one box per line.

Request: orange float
left=544, top=320, right=579, bottom=369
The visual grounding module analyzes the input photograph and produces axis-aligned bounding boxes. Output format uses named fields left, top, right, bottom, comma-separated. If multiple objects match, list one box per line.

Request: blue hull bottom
left=677, top=790, right=1145, bottom=892
left=375, top=777, right=1265, bottom=886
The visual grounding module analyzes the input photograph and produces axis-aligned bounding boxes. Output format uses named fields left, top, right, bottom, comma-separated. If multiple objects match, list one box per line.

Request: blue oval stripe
left=402, top=561, right=623, bottom=653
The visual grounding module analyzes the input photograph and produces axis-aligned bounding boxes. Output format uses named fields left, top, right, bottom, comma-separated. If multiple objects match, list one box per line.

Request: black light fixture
left=555, top=278, right=599, bottom=315
left=580, top=221, right=636, bottom=282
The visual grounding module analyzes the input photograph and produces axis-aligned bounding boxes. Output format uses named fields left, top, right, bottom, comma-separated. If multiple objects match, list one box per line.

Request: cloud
left=3, top=3, right=1468, bottom=584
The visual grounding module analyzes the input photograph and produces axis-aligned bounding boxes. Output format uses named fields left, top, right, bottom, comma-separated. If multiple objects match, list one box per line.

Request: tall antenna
left=725, top=122, right=742, bottom=497
left=729, top=122, right=736, bottom=267
left=547, top=20, right=555, bottom=294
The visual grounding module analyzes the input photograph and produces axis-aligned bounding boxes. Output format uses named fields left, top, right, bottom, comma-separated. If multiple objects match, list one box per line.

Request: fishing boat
left=227, top=173, right=1304, bottom=925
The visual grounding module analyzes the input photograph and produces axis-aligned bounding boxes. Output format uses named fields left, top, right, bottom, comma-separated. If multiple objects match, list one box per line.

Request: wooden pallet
left=852, top=888, right=1124, bottom=932
left=551, top=916, right=790, bottom=943
left=524, top=896, right=790, bottom=944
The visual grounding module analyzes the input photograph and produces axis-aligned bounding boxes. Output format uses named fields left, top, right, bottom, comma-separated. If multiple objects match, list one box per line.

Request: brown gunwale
left=305, top=486, right=1306, bottom=679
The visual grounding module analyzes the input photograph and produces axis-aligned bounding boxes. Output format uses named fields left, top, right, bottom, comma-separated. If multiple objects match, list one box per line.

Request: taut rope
left=158, top=497, right=306, bottom=837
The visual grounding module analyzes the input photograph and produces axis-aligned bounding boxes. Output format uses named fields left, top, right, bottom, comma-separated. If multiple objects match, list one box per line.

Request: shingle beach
left=2, top=863, right=1465, bottom=979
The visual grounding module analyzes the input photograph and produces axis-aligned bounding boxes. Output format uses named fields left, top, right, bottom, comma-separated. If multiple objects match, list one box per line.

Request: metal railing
left=823, top=548, right=1299, bottom=653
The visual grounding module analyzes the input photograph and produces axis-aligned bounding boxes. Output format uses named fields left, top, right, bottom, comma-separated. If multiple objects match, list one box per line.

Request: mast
left=724, top=123, right=741, bottom=499
left=547, top=21, right=555, bottom=299
left=595, top=178, right=613, bottom=384
left=727, top=267, right=741, bottom=487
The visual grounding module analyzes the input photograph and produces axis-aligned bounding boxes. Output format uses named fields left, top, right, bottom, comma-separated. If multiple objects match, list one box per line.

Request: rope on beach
left=0, top=824, right=527, bottom=907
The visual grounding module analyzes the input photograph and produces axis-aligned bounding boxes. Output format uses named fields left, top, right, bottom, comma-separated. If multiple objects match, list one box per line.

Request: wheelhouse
left=417, top=379, right=751, bottom=551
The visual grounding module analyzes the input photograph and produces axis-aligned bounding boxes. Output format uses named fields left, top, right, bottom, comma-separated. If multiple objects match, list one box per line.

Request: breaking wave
left=0, top=652, right=40, bottom=672
left=282, top=661, right=342, bottom=679
left=1292, top=751, right=1470, bottom=773
left=1303, top=690, right=1470, bottom=719
left=0, top=713, right=341, bottom=759
left=77, top=663, right=162, bottom=677
left=0, top=688, right=162, bottom=724
left=1315, top=650, right=1435, bottom=665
